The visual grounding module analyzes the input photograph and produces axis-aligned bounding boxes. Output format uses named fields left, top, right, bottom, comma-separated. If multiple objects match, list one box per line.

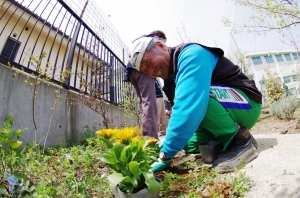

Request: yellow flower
left=131, top=136, right=140, bottom=142
left=96, top=128, right=114, bottom=138
left=133, top=127, right=142, bottom=136
left=147, top=138, right=158, bottom=146
left=114, top=127, right=137, bottom=145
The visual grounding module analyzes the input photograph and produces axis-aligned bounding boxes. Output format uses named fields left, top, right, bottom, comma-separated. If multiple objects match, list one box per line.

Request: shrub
left=269, top=96, right=299, bottom=120
left=263, top=67, right=285, bottom=105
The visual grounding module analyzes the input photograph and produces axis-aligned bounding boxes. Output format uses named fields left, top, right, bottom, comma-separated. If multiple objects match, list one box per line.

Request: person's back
left=125, top=61, right=158, bottom=138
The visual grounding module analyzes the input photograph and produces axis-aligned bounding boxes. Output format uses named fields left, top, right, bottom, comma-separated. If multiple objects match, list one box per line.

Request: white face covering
left=130, top=37, right=153, bottom=71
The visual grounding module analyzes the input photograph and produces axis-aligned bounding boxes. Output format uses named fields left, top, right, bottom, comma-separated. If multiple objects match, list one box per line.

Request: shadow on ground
left=255, top=138, right=278, bottom=153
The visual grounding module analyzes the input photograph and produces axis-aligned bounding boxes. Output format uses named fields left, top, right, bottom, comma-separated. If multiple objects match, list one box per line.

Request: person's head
left=130, top=37, right=170, bottom=79
left=149, top=30, right=167, bottom=43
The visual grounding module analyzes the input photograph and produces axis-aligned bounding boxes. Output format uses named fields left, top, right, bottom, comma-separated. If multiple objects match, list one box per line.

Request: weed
left=79, top=125, right=96, bottom=146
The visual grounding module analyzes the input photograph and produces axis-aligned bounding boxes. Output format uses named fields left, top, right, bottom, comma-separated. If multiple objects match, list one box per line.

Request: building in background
left=246, top=49, right=300, bottom=106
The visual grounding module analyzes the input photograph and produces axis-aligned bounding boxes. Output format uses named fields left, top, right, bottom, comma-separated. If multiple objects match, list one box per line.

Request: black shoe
left=211, top=127, right=258, bottom=173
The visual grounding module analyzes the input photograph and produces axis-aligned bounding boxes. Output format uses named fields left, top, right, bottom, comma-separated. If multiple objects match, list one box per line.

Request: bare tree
left=223, top=0, right=300, bottom=36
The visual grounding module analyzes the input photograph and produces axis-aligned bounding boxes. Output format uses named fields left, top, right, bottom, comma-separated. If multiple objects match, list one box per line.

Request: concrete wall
left=0, top=63, right=128, bottom=147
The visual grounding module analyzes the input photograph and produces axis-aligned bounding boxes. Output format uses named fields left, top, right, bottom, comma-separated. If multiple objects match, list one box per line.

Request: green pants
left=184, top=88, right=261, bottom=153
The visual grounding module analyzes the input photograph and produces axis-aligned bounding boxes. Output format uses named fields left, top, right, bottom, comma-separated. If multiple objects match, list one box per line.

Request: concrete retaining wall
left=0, top=63, right=129, bottom=147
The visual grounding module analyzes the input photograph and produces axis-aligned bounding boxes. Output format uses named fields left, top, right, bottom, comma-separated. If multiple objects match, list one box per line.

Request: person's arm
left=129, top=70, right=158, bottom=138
left=161, top=44, right=219, bottom=158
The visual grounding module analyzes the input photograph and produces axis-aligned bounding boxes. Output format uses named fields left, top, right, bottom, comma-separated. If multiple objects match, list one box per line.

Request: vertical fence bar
left=74, top=26, right=85, bottom=88
left=65, top=19, right=81, bottom=88
left=47, top=6, right=67, bottom=79
left=66, top=0, right=88, bottom=88
left=110, top=55, right=115, bottom=103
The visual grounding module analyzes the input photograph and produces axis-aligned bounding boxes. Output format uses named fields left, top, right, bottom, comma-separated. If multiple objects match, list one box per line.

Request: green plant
left=79, top=125, right=96, bottom=146
left=97, top=127, right=160, bottom=194
left=119, top=82, right=142, bottom=127
left=0, top=114, right=33, bottom=196
left=269, top=96, right=299, bottom=120
left=0, top=114, right=23, bottom=173
left=263, top=67, right=285, bottom=105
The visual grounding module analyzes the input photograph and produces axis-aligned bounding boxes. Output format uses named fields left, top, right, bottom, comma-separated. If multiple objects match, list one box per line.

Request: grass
left=1, top=134, right=253, bottom=198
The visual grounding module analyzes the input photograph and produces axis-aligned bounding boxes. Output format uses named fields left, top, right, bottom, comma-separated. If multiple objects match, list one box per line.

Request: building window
left=1, top=37, right=21, bottom=61
left=283, top=76, right=291, bottom=83
left=292, top=53, right=299, bottom=60
left=264, top=55, right=274, bottom=63
left=292, top=75, right=298, bottom=82
left=284, top=53, right=292, bottom=61
left=275, top=54, right=284, bottom=62
left=251, top=56, right=262, bottom=65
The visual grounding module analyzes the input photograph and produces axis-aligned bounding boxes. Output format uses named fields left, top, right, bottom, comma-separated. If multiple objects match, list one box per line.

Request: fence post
left=110, top=55, right=115, bottom=103
left=65, top=0, right=89, bottom=88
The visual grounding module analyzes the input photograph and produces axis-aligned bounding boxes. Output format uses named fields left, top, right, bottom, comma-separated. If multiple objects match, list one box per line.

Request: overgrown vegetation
left=0, top=115, right=253, bottom=197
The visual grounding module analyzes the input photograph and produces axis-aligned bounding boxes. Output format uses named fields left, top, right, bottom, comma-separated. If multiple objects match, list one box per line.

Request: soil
left=249, top=108, right=300, bottom=135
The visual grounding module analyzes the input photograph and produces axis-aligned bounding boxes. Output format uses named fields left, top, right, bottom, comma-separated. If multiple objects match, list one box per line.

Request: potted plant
left=96, top=127, right=161, bottom=198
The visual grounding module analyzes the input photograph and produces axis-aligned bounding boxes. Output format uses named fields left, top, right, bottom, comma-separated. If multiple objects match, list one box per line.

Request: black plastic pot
left=199, top=141, right=222, bottom=163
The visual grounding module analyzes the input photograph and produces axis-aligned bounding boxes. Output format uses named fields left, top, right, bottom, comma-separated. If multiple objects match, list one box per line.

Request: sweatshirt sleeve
left=161, top=44, right=219, bottom=158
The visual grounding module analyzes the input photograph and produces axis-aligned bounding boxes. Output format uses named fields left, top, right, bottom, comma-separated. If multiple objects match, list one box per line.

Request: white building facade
left=246, top=50, right=300, bottom=106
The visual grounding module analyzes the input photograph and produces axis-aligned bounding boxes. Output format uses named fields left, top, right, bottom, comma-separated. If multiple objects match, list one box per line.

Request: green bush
left=263, top=68, right=285, bottom=105
left=269, top=96, right=299, bottom=120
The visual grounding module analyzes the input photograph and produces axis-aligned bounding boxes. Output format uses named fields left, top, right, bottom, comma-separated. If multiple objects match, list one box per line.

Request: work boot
left=212, top=127, right=258, bottom=173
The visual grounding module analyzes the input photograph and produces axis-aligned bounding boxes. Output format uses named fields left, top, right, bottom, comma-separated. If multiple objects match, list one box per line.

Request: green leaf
left=98, top=136, right=113, bottom=148
left=122, top=176, right=131, bottom=184
left=119, top=176, right=134, bottom=194
left=0, top=185, right=9, bottom=196
left=131, top=176, right=138, bottom=188
left=129, top=161, right=139, bottom=177
left=114, top=144, right=124, bottom=159
left=120, top=145, right=130, bottom=164
left=9, top=140, right=22, bottom=149
left=107, top=172, right=125, bottom=187
left=16, top=128, right=23, bottom=139
left=3, top=114, right=14, bottom=129
left=143, top=172, right=160, bottom=194
left=99, top=153, right=116, bottom=164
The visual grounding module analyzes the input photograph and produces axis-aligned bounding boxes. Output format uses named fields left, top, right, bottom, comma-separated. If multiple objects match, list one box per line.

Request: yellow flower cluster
left=96, top=127, right=153, bottom=145
left=96, top=128, right=114, bottom=138
left=147, top=138, right=158, bottom=145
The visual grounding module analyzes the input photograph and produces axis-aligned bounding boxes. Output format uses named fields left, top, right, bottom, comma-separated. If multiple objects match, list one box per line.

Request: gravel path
left=243, top=133, right=300, bottom=198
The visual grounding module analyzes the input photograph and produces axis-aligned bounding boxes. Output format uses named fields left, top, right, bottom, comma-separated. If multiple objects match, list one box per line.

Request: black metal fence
left=0, top=0, right=129, bottom=105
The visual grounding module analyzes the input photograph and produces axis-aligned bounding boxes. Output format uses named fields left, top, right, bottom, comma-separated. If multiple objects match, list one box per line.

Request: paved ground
left=243, top=133, right=300, bottom=198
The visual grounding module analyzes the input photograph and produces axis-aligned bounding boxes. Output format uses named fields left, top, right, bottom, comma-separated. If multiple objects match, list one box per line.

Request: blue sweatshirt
left=161, top=44, right=219, bottom=158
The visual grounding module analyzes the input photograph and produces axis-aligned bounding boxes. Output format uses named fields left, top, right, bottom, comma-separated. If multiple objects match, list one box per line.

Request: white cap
left=130, top=37, right=154, bottom=71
